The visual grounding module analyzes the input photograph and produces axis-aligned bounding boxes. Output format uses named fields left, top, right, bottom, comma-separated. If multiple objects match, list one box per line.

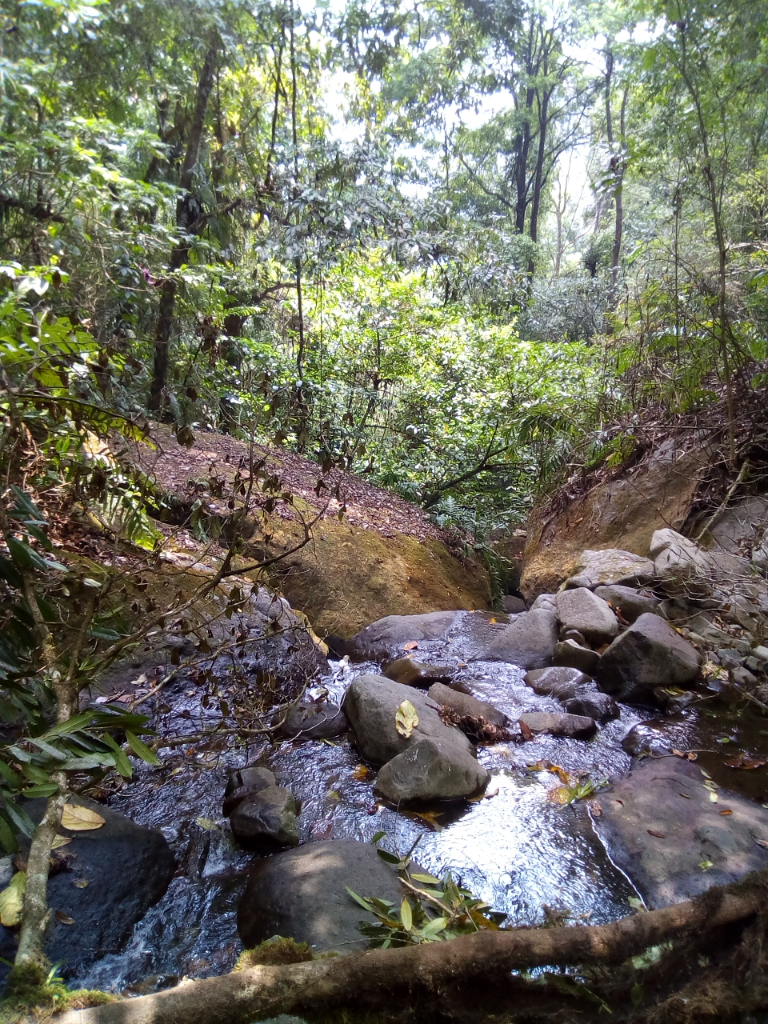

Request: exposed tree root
left=56, top=870, right=768, bottom=1024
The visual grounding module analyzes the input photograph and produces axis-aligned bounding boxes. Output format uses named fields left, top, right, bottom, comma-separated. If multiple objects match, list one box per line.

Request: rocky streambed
left=5, top=527, right=768, bottom=998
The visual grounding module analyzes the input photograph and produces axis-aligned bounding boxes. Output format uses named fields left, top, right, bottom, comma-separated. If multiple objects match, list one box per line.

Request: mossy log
left=56, top=871, right=767, bottom=1024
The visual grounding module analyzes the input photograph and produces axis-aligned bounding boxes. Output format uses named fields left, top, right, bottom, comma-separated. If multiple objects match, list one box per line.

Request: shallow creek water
left=76, top=639, right=768, bottom=995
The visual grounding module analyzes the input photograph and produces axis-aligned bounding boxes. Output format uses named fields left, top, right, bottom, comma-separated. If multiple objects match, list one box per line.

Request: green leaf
left=125, top=731, right=159, bottom=766
left=22, top=783, right=59, bottom=798
left=376, top=848, right=400, bottom=864
left=100, top=734, right=132, bottom=778
left=370, top=830, right=386, bottom=844
left=400, top=897, right=413, bottom=932
left=0, top=814, right=18, bottom=854
left=411, top=873, right=441, bottom=885
left=346, top=887, right=374, bottom=912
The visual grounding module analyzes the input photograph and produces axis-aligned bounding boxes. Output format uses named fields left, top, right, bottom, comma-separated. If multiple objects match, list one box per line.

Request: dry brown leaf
left=395, top=700, right=419, bottom=738
left=352, top=765, right=370, bottom=781
left=647, top=829, right=666, bottom=839
left=62, top=804, right=105, bottom=831
left=51, top=834, right=71, bottom=849
left=55, top=910, right=75, bottom=925
left=73, top=879, right=89, bottom=888
left=719, top=809, right=733, bottom=816
left=724, top=755, right=766, bottom=770
left=519, top=720, right=533, bottom=742
left=403, top=641, right=419, bottom=651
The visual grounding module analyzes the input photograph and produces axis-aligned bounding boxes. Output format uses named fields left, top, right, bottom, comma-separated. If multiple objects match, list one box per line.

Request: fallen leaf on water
left=679, top=792, right=692, bottom=799
left=352, top=765, right=370, bottom=781
left=55, top=910, right=75, bottom=925
left=0, top=872, right=26, bottom=927
left=719, top=809, right=733, bottom=816
left=326, top=790, right=340, bottom=802
left=196, top=817, right=219, bottom=831
left=62, top=804, right=105, bottom=831
left=519, top=720, right=533, bottom=742
left=699, top=859, right=713, bottom=871
left=489, top=617, right=497, bottom=624
left=753, top=836, right=768, bottom=849
left=647, top=830, right=666, bottom=839
left=395, top=700, right=419, bottom=738
left=709, top=792, right=719, bottom=802
left=724, top=756, right=767, bottom=770
left=403, top=641, right=419, bottom=651
left=73, top=879, right=89, bottom=888
left=672, top=749, right=698, bottom=761
left=404, top=809, right=444, bottom=829
left=51, top=835, right=71, bottom=849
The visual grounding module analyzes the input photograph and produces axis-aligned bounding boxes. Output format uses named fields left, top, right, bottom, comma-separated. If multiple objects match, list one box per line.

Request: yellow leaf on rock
left=547, top=785, right=573, bottom=805
left=62, top=804, right=105, bottom=831
left=0, top=871, right=26, bottom=927
left=395, top=700, right=419, bottom=739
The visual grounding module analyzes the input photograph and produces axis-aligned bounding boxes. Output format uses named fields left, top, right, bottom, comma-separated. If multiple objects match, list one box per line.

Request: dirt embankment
left=120, top=424, right=491, bottom=636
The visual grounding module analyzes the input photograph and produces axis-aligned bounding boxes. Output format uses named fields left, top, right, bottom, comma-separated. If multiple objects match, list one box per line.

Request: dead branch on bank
left=57, top=870, right=767, bottom=1024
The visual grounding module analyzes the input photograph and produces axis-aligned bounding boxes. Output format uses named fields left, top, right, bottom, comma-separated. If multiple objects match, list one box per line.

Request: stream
left=75, top=641, right=768, bottom=996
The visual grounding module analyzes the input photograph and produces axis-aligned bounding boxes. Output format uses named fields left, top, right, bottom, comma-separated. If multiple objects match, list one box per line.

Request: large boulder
left=520, top=437, right=710, bottom=600
left=343, top=675, right=488, bottom=801
left=345, top=612, right=458, bottom=661
left=596, top=613, right=701, bottom=702
left=477, top=609, right=558, bottom=669
left=376, top=738, right=489, bottom=803
left=564, top=692, right=620, bottom=722
left=651, top=528, right=753, bottom=598
left=564, top=550, right=655, bottom=591
left=593, top=585, right=660, bottom=623
left=13, top=796, right=175, bottom=979
left=238, top=840, right=408, bottom=953
left=595, top=758, right=768, bottom=908
left=698, top=495, right=768, bottom=563
left=555, top=588, right=618, bottom=645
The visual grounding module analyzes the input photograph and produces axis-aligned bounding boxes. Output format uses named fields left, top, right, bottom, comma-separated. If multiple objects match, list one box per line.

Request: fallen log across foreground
left=59, top=869, right=768, bottom=1024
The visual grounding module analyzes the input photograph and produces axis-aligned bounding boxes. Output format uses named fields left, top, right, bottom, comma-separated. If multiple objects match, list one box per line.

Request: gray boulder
left=596, top=613, right=701, bottom=703
left=230, top=786, right=299, bottom=849
left=524, top=666, right=592, bottom=700
left=343, top=675, right=488, bottom=802
left=519, top=711, right=597, bottom=740
left=502, top=595, right=527, bottom=614
left=384, top=659, right=452, bottom=688
left=621, top=722, right=675, bottom=758
left=531, top=593, right=557, bottom=611
left=223, top=765, right=277, bottom=816
left=478, top=609, right=558, bottom=669
left=238, top=840, right=407, bottom=953
left=651, top=527, right=752, bottom=598
left=595, top=757, right=768, bottom=908
left=345, top=612, right=457, bottom=661
left=279, top=701, right=347, bottom=740
left=564, top=692, right=620, bottom=722
left=564, top=549, right=655, bottom=590
left=376, top=737, right=488, bottom=803
left=594, top=585, right=660, bottom=623
left=553, top=639, right=601, bottom=676
left=556, top=588, right=618, bottom=645
left=427, top=682, right=507, bottom=727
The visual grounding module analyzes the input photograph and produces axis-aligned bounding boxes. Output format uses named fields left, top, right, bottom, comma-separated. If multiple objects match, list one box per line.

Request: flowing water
left=75, top=638, right=768, bottom=995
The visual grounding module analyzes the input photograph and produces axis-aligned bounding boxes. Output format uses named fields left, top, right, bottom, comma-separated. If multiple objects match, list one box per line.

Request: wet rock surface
left=345, top=612, right=458, bottom=661
left=596, top=757, right=768, bottom=908
left=279, top=701, right=348, bottom=740
left=564, top=549, right=656, bottom=591
left=518, top=711, right=597, bottom=740
left=14, top=796, right=175, bottom=980
left=479, top=608, right=559, bottom=669
left=524, top=665, right=593, bottom=697
left=553, top=639, right=601, bottom=675
left=427, top=681, right=507, bottom=726
left=383, top=658, right=453, bottom=687
left=229, top=787, right=299, bottom=849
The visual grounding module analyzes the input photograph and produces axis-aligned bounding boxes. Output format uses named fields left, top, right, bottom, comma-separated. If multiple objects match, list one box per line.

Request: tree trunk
left=148, top=39, right=218, bottom=413
left=58, top=870, right=765, bottom=1024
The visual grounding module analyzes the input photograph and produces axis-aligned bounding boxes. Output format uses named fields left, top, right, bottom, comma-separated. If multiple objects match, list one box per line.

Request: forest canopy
left=0, top=0, right=766, bottom=531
